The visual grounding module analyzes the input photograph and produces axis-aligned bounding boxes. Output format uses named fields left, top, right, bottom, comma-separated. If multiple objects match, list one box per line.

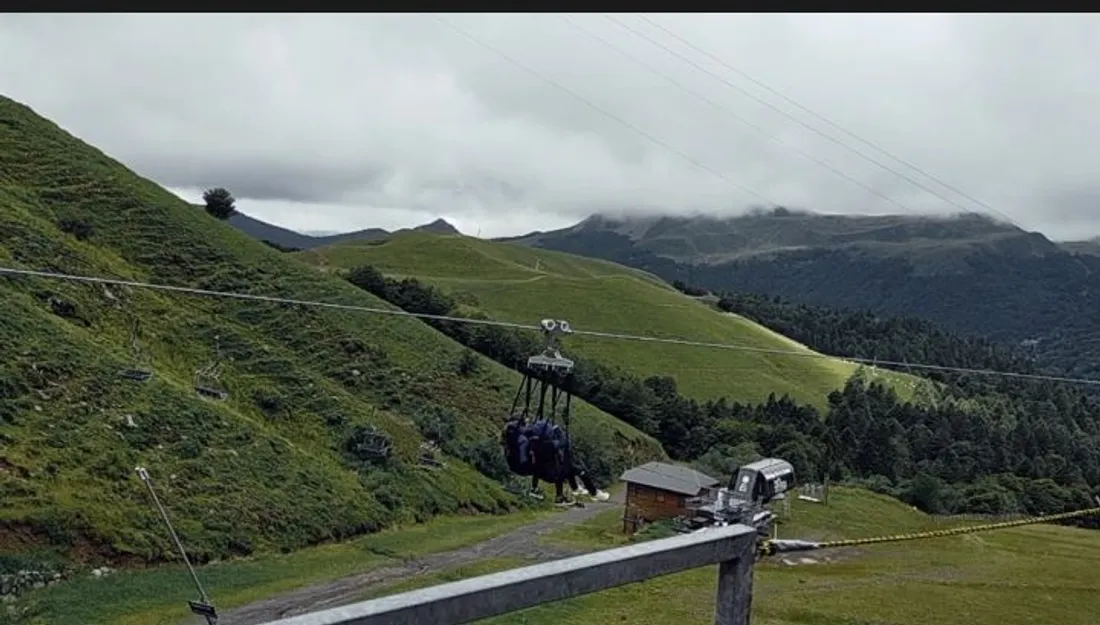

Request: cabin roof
left=619, top=461, right=720, bottom=496
left=741, top=458, right=795, bottom=480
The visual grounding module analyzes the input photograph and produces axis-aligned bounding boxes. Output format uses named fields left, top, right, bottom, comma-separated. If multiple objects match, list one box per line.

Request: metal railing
left=255, top=523, right=759, bottom=625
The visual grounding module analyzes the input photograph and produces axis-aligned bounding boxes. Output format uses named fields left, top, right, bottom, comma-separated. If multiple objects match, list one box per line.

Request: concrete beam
left=254, top=523, right=758, bottom=625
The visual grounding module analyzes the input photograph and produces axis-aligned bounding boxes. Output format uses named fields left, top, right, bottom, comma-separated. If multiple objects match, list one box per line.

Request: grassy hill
left=17, top=482, right=1097, bottom=625
left=0, top=94, right=661, bottom=571
left=298, top=232, right=920, bottom=409
left=364, top=486, right=1100, bottom=625
left=504, top=209, right=1100, bottom=378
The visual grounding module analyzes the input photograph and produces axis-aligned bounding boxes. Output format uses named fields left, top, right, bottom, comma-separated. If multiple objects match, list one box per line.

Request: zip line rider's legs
left=548, top=423, right=606, bottom=501
left=554, top=479, right=567, bottom=503
left=574, top=467, right=598, bottom=496
left=564, top=458, right=609, bottom=501
left=567, top=473, right=580, bottom=492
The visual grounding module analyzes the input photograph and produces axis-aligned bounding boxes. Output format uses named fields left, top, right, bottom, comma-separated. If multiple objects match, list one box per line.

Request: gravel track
left=215, top=493, right=622, bottom=625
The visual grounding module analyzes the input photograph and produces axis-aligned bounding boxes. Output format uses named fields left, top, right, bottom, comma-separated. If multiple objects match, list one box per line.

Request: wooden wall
left=622, top=482, right=694, bottom=534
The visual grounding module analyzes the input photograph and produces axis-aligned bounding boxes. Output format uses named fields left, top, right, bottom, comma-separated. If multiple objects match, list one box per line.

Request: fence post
left=714, top=552, right=753, bottom=625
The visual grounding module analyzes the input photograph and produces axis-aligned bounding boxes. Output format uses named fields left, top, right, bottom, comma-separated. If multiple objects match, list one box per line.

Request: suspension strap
left=562, top=376, right=574, bottom=468
left=536, top=376, right=549, bottom=421
left=509, top=373, right=530, bottom=418
left=524, top=375, right=532, bottom=418
left=135, top=467, right=218, bottom=625
left=562, top=379, right=572, bottom=435
left=549, top=385, right=561, bottom=424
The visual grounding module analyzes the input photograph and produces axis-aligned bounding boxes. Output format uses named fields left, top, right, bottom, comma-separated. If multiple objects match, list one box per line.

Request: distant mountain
left=220, top=210, right=459, bottom=250
left=505, top=208, right=1037, bottom=265
left=504, top=208, right=1100, bottom=377
left=1060, top=237, right=1100, bottom=257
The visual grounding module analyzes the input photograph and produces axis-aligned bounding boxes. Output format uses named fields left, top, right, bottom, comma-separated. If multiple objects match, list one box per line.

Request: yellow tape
left=760, top=506, right=1100, bottom=556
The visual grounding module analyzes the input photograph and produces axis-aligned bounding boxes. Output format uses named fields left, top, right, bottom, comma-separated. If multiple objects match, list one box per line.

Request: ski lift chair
left=118, top=319, right=154, bottom=383
left=194, top=337, right=229, bottom=401
left=418, top=441, right=445, bottom=469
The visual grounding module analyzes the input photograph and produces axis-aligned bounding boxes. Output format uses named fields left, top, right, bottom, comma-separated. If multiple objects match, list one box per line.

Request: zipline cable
left=2, top=264, right=1098, bottom=388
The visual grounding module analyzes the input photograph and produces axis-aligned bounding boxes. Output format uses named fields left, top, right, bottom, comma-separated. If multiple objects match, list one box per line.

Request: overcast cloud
left=2, top=13, right=1099, bottom=239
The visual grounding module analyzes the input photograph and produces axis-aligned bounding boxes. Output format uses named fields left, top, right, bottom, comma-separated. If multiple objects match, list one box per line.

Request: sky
left=2, top=13, right=1099, bottom=240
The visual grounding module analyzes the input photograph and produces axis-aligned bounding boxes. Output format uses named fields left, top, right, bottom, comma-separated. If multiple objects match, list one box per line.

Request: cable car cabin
left=728, top=458, right=795, bottom=507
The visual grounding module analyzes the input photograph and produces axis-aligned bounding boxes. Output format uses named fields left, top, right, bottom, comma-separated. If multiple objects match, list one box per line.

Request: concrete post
left=714, top=553, right=754, bottom=625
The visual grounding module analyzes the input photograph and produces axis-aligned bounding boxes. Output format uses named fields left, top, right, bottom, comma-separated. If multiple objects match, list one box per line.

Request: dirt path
left=216, top=493, right=622, bottom=625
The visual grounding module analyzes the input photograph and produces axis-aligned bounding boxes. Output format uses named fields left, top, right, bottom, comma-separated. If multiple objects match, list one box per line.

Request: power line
left=3, top=264, right=1098, bottom=388
left=622, top=14, right=1024, bottom=229
left=557, top=14, right=920, bottom=216
left=638, top=14, right=1023, bottom=228
left=430, top=14, right=781, bottom=209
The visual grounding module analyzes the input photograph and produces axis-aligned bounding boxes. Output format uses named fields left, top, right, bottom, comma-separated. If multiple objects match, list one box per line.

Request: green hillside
left=299, top=232, right=919, bottom=408
left=0, top=95, right=661, bottom=569
left=507, top=210, right=1100, bottom=380
left=367, top=487, right=1100, bottom=625
left=19, top=482, right=1097, bottom=625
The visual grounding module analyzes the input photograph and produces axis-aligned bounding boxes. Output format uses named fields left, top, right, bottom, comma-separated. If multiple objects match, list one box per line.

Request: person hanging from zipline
left=504, top=413, right=609, bottom=504
left=502, top=411, right=543, bottom=499
left=500, top=319, right=610, bottom=506
left=529, top=416, right=607, bottom=503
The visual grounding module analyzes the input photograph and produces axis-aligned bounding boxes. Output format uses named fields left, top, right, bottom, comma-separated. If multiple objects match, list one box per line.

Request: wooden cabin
left=619, top=462, right=720, bottom=534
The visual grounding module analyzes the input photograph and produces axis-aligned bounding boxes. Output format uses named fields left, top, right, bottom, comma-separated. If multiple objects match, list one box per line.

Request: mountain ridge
left=500, top=209, right=1053, bottom=264
left=224, top=210, right=460, bottom=251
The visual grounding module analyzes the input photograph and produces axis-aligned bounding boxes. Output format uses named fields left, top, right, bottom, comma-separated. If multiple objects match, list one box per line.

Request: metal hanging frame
left=193, top=335, right=229, bottom=401
left=505, top=319, right=578, bottom=480
left=135, top=466, right=218, bottom=625
left=118, top=317, right=154, bottom=382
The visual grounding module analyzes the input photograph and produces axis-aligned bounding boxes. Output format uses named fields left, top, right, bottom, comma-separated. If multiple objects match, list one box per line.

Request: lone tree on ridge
left=203, top=187, right=236, bottom=220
